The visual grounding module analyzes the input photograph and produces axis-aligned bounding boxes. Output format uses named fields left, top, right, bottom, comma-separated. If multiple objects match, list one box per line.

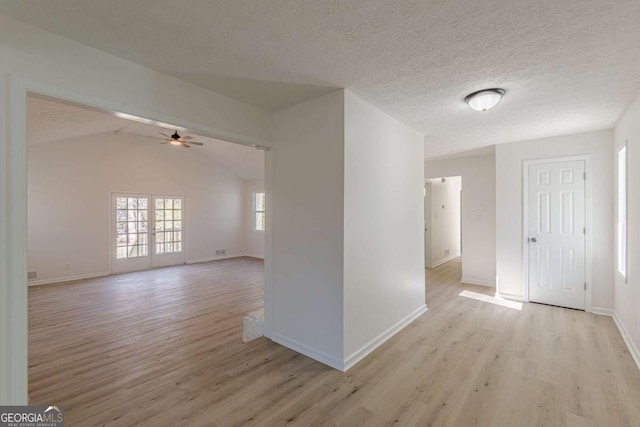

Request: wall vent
left=216, top=249, right=226, bottom=256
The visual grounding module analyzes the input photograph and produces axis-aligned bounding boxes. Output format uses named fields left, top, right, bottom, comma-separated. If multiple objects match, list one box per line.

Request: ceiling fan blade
left=185, top=141, right=204, bottom=146
left=159, top=132, right=172, bottom=138
left=182, top=143, right=191, bottom=148
left=143, top=136, right=166, bottom=141
left=181, top=135, right=193, bottom=140
left=160, top=141, right=169, bottom=144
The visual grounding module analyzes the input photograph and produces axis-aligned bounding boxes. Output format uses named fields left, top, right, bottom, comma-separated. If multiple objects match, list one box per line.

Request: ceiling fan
left=151, top=131, right=204, bottom=148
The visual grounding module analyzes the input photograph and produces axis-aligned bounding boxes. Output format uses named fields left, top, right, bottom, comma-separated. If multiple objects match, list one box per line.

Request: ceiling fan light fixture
left=154, top=130, right=203, bottom=148
left=465, top=88, right=505, bottom=112
left=169, top=130, right=182, bottom=145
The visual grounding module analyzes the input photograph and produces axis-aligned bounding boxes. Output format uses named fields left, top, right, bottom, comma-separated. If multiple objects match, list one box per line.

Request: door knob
left=529, top=237, right=537, bottom=243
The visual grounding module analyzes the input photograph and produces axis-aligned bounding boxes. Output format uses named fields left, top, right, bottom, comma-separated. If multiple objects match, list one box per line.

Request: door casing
left=522, top=155, right=593, bottom=311
left=424, top=180, right=432, bottom=268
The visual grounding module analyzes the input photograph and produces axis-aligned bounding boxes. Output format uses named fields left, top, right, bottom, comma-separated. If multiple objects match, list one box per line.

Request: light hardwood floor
left=29, top=257, right=640, bottom=426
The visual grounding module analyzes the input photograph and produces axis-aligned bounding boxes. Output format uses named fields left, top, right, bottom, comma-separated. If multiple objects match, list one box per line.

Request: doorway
left=22, top=92, right=267, bottom=411
left=424, top=176, right=462, bottom=268
left=0, top=71, right=272, bottom=402
left=524, top=157, right=588, bottom=310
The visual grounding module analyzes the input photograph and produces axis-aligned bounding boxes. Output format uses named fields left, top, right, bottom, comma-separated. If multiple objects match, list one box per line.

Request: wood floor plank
left=28, top=256, right=640, bottom=426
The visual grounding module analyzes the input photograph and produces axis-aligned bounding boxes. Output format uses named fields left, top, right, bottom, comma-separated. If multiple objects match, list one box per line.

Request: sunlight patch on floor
left=458, top=290, right=523, bottom=310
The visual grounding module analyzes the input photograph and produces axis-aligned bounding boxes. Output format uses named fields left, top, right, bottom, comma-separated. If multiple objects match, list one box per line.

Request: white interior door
left=527, top=160, right=586, bottom=310
left=112, top=193, right=185, bottom=273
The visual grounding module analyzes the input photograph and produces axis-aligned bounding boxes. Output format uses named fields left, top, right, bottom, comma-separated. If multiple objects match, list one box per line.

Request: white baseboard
left=494, top=291, right=527, bottom=302
left=272, top=305, right=429, bottom=372
left=612, top=311, right=640, bottom=371
left=29, top=255, right=249, bottom=286
left=461, top=277, right=496, bottom=287
left=542, top=306, right=638, bottom=372
left=343, top=304, right=428, bottom=372
left=28, top=272, right=109, bottom=286
left=243, top=253, right=265, bottom=260
left=590, top=307, right=614, bottom=316
left=430, top=254, right=460, bottom=268
left=186, top=254, right=245, bottom=264
left=269, top=332, right=344, bottom=371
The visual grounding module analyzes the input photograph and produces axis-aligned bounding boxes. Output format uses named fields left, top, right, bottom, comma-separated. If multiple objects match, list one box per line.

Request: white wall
left=427, top=177, right=461, bottom=266
left=343, top=91, right=426, bottom=367
left=244, top=179, right=265, bottom=259
left=495, top=130, right=614, bottom=309
left=269, top=90, right=426, bottom=370
left=27, top=133, right=246, bottom=284
left=613, top=92, right=640, bottom=368
left=270, top=90, right=346, bottom=368
left=0, top=14, right=273, bottom=403
left=425, top=154, right=496, bottom=286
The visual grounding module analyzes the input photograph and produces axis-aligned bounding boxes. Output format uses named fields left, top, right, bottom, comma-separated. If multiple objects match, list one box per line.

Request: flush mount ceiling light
left=464, top=88, right=505, bottom=112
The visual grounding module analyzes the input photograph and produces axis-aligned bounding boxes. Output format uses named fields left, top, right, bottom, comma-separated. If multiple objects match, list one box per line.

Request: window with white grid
left=115, top=197, right=149, bottom=259
left=155, top=197, right=183, bottom=254
left=254, top=192, right=265, bottom=231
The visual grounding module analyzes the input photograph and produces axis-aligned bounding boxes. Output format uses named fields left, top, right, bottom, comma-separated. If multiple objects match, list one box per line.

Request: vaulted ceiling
left=28, top=96, right=264, bottom=181
left=4, top=0, right=640, bottom=158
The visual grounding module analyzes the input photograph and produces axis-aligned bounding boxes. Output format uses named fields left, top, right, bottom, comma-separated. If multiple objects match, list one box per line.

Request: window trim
left=253, top=192, right=265, bottom=232
left=617, top=145, right=628, bottom=280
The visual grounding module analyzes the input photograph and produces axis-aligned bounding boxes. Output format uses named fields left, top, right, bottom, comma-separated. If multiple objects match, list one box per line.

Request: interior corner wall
left=613, top=92, right=640, bottom=367
left=270, top=90, right=345, bottom=368
left=495, top=130, right=614, bottom=308
left=243, top=179, right=265, bottom=259
left=27, top=133, right=246, bottom=284
left=342, top=91, right=426, bottom=367
left=425, top=154, right=496, bottom=286
left=427, top=177, right=462, bottom=266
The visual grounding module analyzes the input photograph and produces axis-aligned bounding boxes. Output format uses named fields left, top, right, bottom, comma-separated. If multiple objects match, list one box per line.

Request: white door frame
left=522, top=155, right=593, bottom=312
left=424, top=180, right=432, bottom=268
left=0, top=74, right=270, bottom=404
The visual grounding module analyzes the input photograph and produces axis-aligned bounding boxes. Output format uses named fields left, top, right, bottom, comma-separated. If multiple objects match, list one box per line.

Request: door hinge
left=583, top=172, right=586, bottom=180
left=584, top=282, right=587, bottom=290
left=583, top=227, right=586, bottom=235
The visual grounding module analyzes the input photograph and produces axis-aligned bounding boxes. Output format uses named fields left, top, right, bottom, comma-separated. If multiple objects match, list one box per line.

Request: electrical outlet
left=28, top=271, right=37, bottom=280
left=216, top=249, right=227, bottom=256
left=444, top=249, right=450, bottom=256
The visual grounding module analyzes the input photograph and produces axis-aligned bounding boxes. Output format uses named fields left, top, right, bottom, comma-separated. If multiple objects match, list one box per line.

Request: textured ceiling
left=27, top=96, right=264, bottom=180
left=5, top=0, right=640, bottom=158
left=28, top=97, right=127, bottom=145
